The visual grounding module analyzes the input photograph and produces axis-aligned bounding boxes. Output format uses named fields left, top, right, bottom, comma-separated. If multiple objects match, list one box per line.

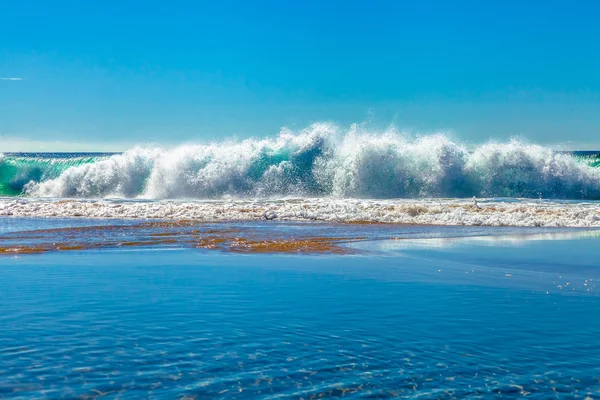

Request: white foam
left=1, top=198, right=599, bottom=228
left=22, top=124, right=600, bottom=200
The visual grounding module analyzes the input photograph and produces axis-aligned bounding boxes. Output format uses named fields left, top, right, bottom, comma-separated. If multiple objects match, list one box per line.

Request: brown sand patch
left=196, top=236, right=360, bottom=254
left=0, top=222, right=366, bottom=256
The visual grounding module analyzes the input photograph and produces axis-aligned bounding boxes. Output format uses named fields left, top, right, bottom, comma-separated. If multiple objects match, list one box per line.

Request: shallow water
left=0, top=219, right=599, bottom=398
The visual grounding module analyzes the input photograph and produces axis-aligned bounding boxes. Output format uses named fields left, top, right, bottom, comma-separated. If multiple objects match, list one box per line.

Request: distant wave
left=2, top=123, right=600, bottom=200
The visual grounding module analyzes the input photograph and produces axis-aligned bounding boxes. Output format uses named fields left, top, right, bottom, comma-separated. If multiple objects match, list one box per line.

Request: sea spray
left=2, top=123, right=599, bottom=200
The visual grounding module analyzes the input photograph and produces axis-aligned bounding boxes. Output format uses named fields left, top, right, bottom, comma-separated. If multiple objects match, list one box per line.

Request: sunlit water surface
left=0, top=218, right=599, bottom=399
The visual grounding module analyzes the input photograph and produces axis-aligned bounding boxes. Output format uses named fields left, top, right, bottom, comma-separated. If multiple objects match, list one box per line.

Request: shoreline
left=1, top=197, right=600, bottom=228
left=1, top=217, right=598, bottom=257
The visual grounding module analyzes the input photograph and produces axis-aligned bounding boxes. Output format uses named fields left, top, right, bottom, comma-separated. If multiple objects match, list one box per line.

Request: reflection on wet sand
left=0, top=221, right=364, bottom=255
left=1, top=219, right=598, bottom=256
left=380, top=230, right=600, bottom=250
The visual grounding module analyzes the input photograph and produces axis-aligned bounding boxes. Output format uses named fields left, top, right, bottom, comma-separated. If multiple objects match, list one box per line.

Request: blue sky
left=1, top=0, right=600, bottom=151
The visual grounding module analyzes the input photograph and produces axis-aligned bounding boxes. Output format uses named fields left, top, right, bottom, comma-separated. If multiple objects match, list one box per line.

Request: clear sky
left=2, top=0, right=600, bottom=151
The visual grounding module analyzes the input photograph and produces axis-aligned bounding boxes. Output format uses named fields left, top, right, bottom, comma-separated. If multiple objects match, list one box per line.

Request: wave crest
left=14, top=123, right=600, bottom=200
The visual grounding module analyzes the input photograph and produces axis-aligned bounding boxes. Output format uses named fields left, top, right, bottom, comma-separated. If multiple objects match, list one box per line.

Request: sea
left=1, top=130, right=600, bottom=398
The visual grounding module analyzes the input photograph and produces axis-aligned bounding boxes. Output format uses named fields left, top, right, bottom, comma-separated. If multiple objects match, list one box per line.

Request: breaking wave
left=2, top=123, right=600, bottom=200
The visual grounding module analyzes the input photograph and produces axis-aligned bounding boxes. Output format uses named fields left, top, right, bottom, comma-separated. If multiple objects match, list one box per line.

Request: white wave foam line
left=1, top=198, right=599, bottom=227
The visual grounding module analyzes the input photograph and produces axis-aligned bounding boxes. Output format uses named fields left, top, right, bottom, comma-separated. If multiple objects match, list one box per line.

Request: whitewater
left=2, top=123, right=600, bottom=227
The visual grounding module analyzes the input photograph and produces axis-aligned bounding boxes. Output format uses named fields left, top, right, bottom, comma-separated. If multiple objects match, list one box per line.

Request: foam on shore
left=1, top=198, right=599, bottom=227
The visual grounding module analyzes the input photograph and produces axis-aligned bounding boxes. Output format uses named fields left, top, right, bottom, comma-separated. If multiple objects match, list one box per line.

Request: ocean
left=1, top=131, right=600, bottom=398
left=1, top=130, right=600, bottom=200
left=1, top=219, right=600, bottom=398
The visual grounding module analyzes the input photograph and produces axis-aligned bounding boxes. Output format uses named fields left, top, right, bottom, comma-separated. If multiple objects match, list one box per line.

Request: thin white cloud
left=0, top=77, right=22, bottom=81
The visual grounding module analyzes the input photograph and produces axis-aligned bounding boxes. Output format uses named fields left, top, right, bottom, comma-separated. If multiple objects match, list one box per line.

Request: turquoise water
left=1, top=219, right=599, bottom=398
